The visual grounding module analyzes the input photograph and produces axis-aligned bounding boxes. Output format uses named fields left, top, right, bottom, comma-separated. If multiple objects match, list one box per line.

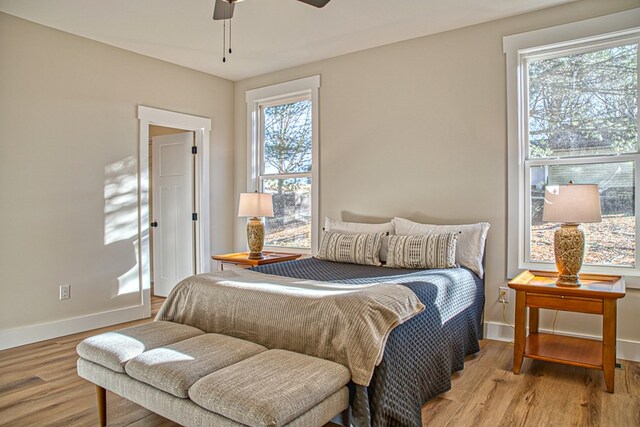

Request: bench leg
left=96, top=385, right=107, bottom=426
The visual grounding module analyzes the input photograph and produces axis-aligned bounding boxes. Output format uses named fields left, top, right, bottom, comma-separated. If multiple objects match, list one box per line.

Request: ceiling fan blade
left=296, top=0, right=331, bottom=8
left=213, top=0, right=235, bottom=20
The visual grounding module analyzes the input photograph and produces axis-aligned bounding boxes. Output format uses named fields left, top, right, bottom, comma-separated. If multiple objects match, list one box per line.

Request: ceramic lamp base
left=554, top=224, right=585, bottom=287
left=247, top=217, right=265, bottom=260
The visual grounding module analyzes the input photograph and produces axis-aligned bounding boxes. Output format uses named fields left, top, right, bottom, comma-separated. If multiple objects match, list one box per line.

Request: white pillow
left=324, top=217, right=394, bottom=262
left=391, top=217, right=490, bottom=278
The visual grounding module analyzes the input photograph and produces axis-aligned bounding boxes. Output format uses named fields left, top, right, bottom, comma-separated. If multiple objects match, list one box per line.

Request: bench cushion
left=78, top=358, right=349, bottom=427
left=189, top=349, right=350, bottom=427
left=76, top=321, right=204, bottom=373
left=125, top=333, right=267, bottom=398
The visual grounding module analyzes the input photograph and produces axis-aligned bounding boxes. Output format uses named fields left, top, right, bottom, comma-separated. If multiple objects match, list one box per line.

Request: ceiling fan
left=212, top=0, right=332, bottom=62
left=213, top=0, right=332, bottom=21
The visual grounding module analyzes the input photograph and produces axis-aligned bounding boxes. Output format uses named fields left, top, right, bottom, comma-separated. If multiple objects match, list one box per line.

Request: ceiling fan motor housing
left=213, top=0, right=330, bottom=21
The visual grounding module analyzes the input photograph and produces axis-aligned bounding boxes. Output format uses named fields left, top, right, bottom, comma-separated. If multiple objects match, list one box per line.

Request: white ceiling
left=0, top=0, right=574, bottom=81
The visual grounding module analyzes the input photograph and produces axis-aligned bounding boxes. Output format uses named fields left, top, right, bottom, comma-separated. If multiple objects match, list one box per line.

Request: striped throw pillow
left=316, top=231, right=385, bottom=266
left=386, top=233, right=459, bottom=269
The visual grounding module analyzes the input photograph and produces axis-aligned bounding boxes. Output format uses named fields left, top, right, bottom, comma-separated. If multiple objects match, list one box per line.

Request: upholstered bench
left=76, top=321, right=351, bottom=427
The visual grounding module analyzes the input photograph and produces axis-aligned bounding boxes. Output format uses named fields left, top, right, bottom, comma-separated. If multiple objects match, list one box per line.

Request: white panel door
left=152, top=132, right=194, bottom=297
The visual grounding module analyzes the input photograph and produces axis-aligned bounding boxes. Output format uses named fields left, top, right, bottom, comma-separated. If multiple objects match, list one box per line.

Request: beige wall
left=233, top=0, right=640, bottom=347
left=0, top=13, right=234, bottom=331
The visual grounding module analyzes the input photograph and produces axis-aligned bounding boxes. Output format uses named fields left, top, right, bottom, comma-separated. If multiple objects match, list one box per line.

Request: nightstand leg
left=603, top=299, right=617, bottom=393
left=514, top=290, right=526, bottom=374
left=529, top=307, right=539, bottom=334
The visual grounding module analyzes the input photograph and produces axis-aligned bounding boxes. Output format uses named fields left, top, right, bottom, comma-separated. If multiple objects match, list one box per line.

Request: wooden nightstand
left=508, top=270, right=625, bottom=393
left=211, top=251, right=303, bottom=271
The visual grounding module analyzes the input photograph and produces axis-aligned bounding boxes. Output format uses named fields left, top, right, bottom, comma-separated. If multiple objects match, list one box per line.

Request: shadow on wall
left=104, top=156, right=142, bottom=297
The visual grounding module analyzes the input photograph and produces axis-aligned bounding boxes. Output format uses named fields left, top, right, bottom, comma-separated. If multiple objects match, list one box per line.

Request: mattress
left=252, top=257, right=485, bottom=427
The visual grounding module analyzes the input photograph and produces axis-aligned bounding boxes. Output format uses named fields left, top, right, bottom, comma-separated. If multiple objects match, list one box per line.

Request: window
left=526, top=41, right=639, bottom=270
left=505, top=11, right=640, bottom=278
left=246, top=76, right=320, bottom=253
left=260, top=98, right=313, bottom=249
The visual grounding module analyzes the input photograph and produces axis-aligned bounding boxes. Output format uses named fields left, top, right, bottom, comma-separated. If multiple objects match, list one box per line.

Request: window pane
left=530, top=161, right=636, bottom=267
left=528, top=43, right=638, bottom=158
left=263, top=100, right=312, bottom=175
left=262, top=177, right=311, bottom=249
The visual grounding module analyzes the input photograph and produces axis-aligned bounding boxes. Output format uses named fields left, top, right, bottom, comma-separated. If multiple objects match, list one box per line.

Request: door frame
left=138, top=106, right=211, bottom=315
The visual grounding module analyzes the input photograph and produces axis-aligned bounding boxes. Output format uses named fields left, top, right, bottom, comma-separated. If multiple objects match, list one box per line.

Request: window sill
left=263, top=246, right=311, bottom=257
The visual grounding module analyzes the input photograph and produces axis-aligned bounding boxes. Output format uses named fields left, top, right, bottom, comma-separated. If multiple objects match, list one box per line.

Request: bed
left=251, top=257, right=485, bottom=427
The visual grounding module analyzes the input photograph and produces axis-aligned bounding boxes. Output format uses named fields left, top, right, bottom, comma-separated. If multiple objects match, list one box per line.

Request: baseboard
left=0, top=303, right=151, bottom=351
left=484, top=321, right=640, bottom=362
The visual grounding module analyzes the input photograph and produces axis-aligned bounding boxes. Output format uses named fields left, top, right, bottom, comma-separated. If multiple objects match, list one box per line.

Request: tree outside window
left=260, top=99, right=313, bottom=249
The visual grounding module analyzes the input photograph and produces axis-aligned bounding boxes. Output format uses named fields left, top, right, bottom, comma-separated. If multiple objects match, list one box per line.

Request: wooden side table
left=508, top=270, right=625, bottom=393
left=211, top=251, right=303, bottom=271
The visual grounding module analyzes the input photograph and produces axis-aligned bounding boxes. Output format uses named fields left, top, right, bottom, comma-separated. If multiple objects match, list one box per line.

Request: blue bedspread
left=252, top=257, right=484, bottom=427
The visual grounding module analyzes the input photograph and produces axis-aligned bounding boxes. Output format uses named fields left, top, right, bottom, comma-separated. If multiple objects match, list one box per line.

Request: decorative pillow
left=391, top=217, right=490, bottom=277
left=386, top=233, right=459, bottom=269
left=316, top=231, right=385, bottom=266
left=324, top=217, right=394, bottom=262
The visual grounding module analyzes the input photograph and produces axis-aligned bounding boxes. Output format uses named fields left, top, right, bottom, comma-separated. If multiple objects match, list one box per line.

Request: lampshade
left=238, top=192, right=274, bottom=217
left=542, top=184, right=602, bottom=224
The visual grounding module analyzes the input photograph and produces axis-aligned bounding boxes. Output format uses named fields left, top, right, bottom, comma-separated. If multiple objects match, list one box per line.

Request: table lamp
left=542, top=182, right=601, bottom=286
left=238, top=192, right=274, bottom=260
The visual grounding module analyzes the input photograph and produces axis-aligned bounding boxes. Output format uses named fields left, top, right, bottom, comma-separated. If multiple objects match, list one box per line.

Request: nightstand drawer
left=526, top=293, right=603, bottom=314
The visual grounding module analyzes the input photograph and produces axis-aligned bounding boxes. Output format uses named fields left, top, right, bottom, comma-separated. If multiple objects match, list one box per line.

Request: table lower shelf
left=524, top=333, right=603, bottom=370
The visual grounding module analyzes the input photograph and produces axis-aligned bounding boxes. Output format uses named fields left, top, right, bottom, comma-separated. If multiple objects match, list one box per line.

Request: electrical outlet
left=498, top=287, right=510, bottom=303
left=59, top=284, right=71, bottom=300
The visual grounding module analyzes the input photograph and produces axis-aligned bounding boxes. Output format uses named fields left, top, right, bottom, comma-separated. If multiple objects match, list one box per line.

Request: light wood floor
left=1, top=296, right=639, bottom=426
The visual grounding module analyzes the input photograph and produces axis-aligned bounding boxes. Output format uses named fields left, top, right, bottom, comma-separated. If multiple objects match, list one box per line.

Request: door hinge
left=192, top=213, right=198, bottom=221
left=191, top=146, right=197, bottom=154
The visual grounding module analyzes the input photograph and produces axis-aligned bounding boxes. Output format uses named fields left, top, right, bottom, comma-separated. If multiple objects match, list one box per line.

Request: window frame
left=504, top=9, right=640, bottom=283
left=246, top=76, right=320, bottom=255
